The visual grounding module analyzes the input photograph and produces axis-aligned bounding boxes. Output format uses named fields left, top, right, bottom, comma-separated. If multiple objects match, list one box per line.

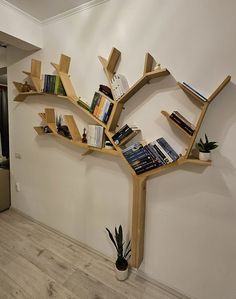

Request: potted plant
left=106, top=225, right=131, bottom=281
left=196, top=134, right=218, bottom=161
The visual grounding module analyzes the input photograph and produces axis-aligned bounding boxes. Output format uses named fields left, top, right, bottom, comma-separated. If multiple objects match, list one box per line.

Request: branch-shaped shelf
left=13, top=49, right=231, bottom=269
left=35, top=108, right=119, bottom=157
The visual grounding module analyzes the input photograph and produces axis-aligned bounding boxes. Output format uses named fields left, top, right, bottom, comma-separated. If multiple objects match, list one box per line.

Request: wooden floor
left=0, top=209, right=185, bottom=299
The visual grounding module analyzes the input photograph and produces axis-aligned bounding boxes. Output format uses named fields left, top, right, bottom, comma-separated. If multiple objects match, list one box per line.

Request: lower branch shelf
left=34, top=127, right=119, bottom=157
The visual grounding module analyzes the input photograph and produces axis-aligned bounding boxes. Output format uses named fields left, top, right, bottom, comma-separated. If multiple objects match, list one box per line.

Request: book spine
left=90, top=92, right=101, bottom=113
left=122, top=142, right=143, bottom=154
left=143, top=145, right=162, bottom=165
left=112, top=124, right=130, bottom=141
left=150, top=142, right=169, bottom=164
left=135, top=162, right=159, bottom=175
left=114, top=128, right=133, bottom=144
left=170, top=114, right=194, bottom=135
left=154, top=141, right=173, bottom=163
left=173, top=111, right=195, bottom=130
left=123, top=150, right=148, bottom=164
left=103, top=102, right=113, bottom=123
left=156, top=137, right=179, bottom=161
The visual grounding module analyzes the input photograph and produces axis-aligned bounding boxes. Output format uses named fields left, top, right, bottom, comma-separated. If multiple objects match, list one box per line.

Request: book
left=99, top=85, right=113, bottom=100
left=156, top=137, right=179, bottom=161
left=77, top=98, right=90, bottom=111
left=173, top=111, right=195, bottom=130
left=182, top=82, right=207, bottom=101
left=150, top=141, right=170, bottom=164
left=169, top=113, right=194, bottom=135
left=111, top=74, right=129, bottom=100
left=87, top=125, right=104, bottom=148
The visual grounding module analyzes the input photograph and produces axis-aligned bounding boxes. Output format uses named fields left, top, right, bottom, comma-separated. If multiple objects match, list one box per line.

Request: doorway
left=0, top=44, right=10, bottom=212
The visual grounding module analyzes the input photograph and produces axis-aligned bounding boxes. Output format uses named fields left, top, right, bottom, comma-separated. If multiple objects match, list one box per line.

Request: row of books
left=110, top=74, right=129, bottom=100
left=90, top=92, right=113, bottom=124
left=170, top=111, right=195, bottom=136
left=182, top=82, right=207, bottom=102
left=122, top=138, right=179, bottom=175
left=112, top=124, right=139, bottom=145
left=42, top=75, right=66, bottom=95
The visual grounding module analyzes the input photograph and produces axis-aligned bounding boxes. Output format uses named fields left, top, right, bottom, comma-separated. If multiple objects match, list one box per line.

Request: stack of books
left=122, top=138, right=179, bottom=175
left=42, top=75, right=66, bottom=95
left=110, top=74, right=129, bottom=100
left=182, top=82, right=207, bottom=102
left=170, top=111, right=195, bottom=136
left=112, top=124, right=139, bottom=145
left=87, top=125, right=104, bottom=148
left=90, top=92, right=113, bottom=124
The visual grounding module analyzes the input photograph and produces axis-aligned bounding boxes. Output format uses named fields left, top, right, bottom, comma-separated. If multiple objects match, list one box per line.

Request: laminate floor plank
left=0, top=269, right=31, bottom=299
left=0, top=210, right=187, bottom=299
left=1, top=255, right=80, bottom=299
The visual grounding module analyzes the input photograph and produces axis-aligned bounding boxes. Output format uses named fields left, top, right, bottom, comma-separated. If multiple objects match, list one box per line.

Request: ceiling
left=4, top=0, right=93, bottom=21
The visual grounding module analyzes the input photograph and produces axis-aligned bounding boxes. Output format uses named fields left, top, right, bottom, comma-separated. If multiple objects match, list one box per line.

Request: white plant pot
left=115, top=267, right=129, bottom=281
left=199, top=152, right=211, bottom=161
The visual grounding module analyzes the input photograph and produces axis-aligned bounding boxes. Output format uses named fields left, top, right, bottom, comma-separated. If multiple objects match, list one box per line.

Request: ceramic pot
left=115, top=267, right=128, bottom=281
left=199, top=152, right=211, bottom=161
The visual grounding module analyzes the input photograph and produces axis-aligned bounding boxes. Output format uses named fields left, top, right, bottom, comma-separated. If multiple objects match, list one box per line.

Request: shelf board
left=138, top=156, right=211, bottom=179
left=13, top=91, right=107, bottom=129
left=35, top=124, right=119, bottom=156
left=119, top=68, right=169, bottom=104
left=161, top=111, right=193, bottom=138
left=139, top=159, right=181, bottom=179
left=116, top=130, right=141, bottom=147
left=34, top=126, right=46, bottom=135
left=183, top=158, right=211, bottom=166
left=208, top=75, right=231, bottom=102
left=14, top=92, right=43, bottom=102
left=178, top=82, right=208, bottom=105
left=145, top=68, right=170, bottom=80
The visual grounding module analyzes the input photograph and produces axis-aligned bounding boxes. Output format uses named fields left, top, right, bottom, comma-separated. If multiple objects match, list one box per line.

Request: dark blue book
left=124, top=149, right=149, bottom=164
left=156, top=137, right=179, bottom=161
left=135, top=162, right=160, bottom=175
left=112, top=124, right=129, bottom=141
left=144, top=145, right=164, bottom=166
left=122, top=142, right=143, bottom=154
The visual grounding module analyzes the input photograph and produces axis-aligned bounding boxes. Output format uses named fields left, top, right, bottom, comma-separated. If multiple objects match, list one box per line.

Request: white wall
left=7, top=1, right=236, bottom=299
left=0, top=0, right=42, bottom=49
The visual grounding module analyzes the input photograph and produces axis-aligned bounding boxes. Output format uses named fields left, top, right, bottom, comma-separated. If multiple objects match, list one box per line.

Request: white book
left=87, top=125, right=104, bottom=148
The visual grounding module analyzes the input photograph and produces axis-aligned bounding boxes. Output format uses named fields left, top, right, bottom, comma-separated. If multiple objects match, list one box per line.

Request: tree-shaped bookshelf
left=13, top=48, right=231, bottom=268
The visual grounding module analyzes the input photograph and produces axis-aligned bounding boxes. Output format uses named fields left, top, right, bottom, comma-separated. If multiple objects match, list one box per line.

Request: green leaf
left=124, top=240, right=131, bottom=256
left=106, top=228, right=118, bottom=251
left=205, top=134, right=208, bottom=143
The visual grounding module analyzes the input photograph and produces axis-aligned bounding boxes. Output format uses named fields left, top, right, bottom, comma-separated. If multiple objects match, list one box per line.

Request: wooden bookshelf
left=14, top=50, right=231, bottom=270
